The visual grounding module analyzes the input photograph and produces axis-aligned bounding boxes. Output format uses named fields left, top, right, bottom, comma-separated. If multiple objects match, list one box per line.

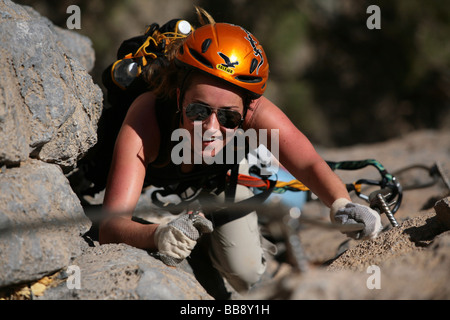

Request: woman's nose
left=203, top=110, right=221, bottom=130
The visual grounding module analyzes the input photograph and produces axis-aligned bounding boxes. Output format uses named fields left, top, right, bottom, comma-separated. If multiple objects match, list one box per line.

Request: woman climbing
left=99, top=8, right=382, bottom=296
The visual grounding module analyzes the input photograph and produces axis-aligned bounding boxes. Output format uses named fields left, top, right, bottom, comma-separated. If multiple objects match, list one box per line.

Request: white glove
left=330, top=198, right=382, bottom=240
left=154, top=212, right=213, bottom=266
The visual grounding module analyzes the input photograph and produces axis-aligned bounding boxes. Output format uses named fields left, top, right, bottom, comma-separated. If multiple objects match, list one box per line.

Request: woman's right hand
left=154, top=212, right=214, bottom=266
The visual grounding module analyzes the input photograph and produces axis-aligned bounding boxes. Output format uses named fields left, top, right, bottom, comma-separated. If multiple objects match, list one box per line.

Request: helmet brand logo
left=217, top=52, right=239, bottom=74
left=216, top=64, right=235, bottom=74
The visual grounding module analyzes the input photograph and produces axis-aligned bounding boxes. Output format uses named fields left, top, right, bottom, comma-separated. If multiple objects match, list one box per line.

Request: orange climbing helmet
left=176, top=23, right=269, bottom=97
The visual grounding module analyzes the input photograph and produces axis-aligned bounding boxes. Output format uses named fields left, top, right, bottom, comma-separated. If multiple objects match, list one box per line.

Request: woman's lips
left=202, top=136, right=221, bottom=148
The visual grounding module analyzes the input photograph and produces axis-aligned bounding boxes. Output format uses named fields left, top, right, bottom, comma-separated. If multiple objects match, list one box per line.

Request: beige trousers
left=205, top=160, right=277, bottom=293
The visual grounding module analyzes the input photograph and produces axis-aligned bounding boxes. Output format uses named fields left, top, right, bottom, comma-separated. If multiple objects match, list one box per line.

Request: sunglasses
left=184, top=103, right=243, bottom=129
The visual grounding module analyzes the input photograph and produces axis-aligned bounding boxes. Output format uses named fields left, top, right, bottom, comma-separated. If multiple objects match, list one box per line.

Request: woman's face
left=179, top=73, right=245, bottom=162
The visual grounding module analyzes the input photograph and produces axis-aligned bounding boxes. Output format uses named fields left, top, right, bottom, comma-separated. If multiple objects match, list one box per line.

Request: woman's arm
left=247, top=96, right=351, bottom=208
left=99, top=92, right=161, bottom=249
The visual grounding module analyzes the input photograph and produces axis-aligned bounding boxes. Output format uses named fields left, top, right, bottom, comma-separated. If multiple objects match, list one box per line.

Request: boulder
left=0, top=0, right=102, bottom=170
left=38, top=243, right=213, bottom=300
left=0, top=160, right=91, bottom=288
left=0, top=0, right=100, bottom=288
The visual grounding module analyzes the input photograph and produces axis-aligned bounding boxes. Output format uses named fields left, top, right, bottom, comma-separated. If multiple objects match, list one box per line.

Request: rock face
left=0, top=1, right=214, bottom=300
left=0, top=160, right=91, bottom=287
left=0, top=0, right=101, bottom=170
left=0, top=0, right=99, bottom=288
left=40, top=243, right=213, bottom=300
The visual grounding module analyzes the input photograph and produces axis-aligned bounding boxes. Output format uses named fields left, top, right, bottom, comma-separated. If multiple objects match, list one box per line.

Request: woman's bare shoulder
left=244, top=96, right=287, bottom=130
left=126, top=91, right=157, bottom=116
left=120, top=91, right=161, bottom=164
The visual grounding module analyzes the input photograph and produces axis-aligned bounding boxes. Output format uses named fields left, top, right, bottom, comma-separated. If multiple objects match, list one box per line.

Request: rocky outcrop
left=0, top=1, right=215, bottom=300
left=40, top=243, right=213, bottom=300
left=0, top=0, right=101, bottom=288
left=0, top=160, right=91, bottom=287
left=0, top=0, right=100, bottom=169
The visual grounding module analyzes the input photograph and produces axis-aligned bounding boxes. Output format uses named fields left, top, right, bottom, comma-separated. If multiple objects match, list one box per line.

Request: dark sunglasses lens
left=185, top=103, right=242, bottom=128
left=185, top=103, right=211, bottom=121
left=217, top=110, right=242, bottom=128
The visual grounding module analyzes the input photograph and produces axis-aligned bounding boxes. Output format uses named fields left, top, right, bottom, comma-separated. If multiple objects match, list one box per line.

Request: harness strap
left=225, top=163, right=239, bottom=202
left=208, top=179, right=276, bottom=227
left=234, top=172, right=309, bottom=192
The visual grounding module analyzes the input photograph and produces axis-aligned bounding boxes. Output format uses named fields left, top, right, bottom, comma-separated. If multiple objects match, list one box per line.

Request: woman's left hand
left=330, top=198, right=382, bottom=240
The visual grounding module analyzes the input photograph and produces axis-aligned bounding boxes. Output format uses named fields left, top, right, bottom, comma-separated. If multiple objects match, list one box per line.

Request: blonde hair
left=142, top=6, right=215, bottom=100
